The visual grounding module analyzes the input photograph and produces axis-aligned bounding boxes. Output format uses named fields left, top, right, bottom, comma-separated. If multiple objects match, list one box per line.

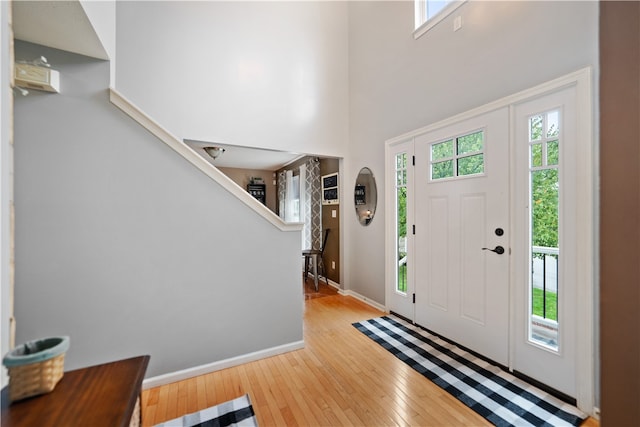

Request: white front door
left=414, top=107, right=510, bottom=366
left=385, top=70, right=594, bottom=411
left=512, top=86, right=579, bottom=398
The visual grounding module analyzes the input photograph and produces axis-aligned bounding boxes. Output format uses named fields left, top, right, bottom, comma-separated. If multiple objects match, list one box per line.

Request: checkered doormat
left=154, top=394, right=257, bottom=427
left=353, top=316, right=587, bottom=427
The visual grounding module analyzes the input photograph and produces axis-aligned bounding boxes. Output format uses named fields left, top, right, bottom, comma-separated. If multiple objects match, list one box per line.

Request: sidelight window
left=528, top=110, right=561, bottom=351
left=395, top=153, right=408, bottom=294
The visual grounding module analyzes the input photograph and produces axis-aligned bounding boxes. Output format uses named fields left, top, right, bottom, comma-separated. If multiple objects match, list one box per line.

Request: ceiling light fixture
left=203, top=146, right=226, bottom=160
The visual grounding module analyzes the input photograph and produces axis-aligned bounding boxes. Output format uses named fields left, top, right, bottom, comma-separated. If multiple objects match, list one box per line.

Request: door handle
left=482, top=246, right=505, bottom=255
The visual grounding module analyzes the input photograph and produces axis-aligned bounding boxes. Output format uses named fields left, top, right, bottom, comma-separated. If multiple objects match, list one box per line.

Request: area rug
left=353, top=316, right=586, bottom=427
left=154, top=394, right=257, bottom=427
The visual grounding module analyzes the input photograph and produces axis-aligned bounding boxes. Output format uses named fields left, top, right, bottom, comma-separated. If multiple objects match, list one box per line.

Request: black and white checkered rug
left=154, top=394, right=257, bottom=427
left=353, top=316, right=586, bottom=427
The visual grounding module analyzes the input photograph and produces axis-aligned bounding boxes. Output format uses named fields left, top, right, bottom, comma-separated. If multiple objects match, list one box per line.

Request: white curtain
left=284, top=170, right=300, bottom=223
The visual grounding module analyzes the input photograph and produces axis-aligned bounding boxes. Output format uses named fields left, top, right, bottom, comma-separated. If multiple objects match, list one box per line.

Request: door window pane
left=458, top=154, right=484, bottom=176
left=528, top=110, right=560, bottom=352
left=547, top=140, right=559, bottom=165
left=532, top=169, right=559, bottom=249
left=530, top=115, right=543, bottom=141
left=531, top=143, right=543, bottom=167
left=395, top=153, right=408, bottom=294
left=430, top=130, right=485, bottom=181
left=457, top=131, right=483, bottom=155
left=546, top=110, right=560, bottom=137
left=432, top=140, right=454, bottom=160
left=432, top=160, right=454, bottom=180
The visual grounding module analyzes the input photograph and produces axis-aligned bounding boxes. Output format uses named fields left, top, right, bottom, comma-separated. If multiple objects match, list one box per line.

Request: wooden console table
left=1, top=355, right=149, bottom=427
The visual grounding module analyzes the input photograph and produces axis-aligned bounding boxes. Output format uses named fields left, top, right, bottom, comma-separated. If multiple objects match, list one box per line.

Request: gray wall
left=345, top=0, right=598, bottom=303
left=13, top=41, right=303, bottom=378
left=1, top=0, right=13, bottom=386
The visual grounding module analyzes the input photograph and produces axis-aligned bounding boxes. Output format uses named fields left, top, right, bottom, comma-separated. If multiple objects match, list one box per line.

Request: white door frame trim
left=384, top=68, right=594, bottom=414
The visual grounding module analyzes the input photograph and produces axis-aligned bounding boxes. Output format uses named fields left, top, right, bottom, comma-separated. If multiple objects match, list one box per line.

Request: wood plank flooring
left=141, top=284, right=599, bottom=426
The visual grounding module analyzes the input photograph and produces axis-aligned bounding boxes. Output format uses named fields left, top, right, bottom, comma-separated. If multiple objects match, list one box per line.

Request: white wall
left=345, top=1, right=599, bottom=303
left=115, top=1, right=349, bottom=158
left=13, top=41, right=303, bottom=378
left=80, top=0, right=116, bottom=85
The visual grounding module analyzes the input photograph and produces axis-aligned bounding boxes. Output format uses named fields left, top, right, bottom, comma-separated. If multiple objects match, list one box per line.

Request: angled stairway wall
left=13, top=40, right=303, bottom=379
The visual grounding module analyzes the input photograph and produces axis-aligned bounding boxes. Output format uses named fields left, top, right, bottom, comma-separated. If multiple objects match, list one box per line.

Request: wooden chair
left=303, top=228, right=330, bottom=292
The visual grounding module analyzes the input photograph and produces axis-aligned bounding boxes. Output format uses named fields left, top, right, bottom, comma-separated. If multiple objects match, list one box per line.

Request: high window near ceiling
left=414, top=0, right=466, bottom=39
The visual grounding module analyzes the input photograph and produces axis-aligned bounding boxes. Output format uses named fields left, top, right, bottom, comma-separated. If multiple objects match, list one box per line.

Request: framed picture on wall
left=322, top=173, right=339, bottom=205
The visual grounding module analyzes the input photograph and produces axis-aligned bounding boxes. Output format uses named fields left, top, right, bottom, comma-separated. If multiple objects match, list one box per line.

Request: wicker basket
left=2, top=336, right=70, bottom=402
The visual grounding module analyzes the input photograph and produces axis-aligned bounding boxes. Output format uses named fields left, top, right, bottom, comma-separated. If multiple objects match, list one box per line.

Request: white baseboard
left=302, top=274, right=386, bottom=313
left=339, top=289, right=387, bottom=312
left=326, top=278, right=341, bottom=290
left=142, top=340, right=305, bottom=389
left=304, top=275, right=388, bottom=312
left=304, top=273, right=341, bottom=291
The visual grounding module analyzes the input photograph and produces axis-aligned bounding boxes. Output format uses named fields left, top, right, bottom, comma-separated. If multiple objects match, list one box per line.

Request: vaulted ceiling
left=13, top=0, right=108, bottom=60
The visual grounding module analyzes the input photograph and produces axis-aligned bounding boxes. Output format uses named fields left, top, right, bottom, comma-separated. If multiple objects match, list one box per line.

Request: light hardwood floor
left=141, top=285, right=599, bottom=426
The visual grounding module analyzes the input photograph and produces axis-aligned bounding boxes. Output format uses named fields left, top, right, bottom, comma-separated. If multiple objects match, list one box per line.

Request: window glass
left=432, top=160, right=454, bottom=180
left=457, top=131, right=483, bottom=155
left=395, top=153, right=408, bottom=294
left=430, top=130, right=485, bottom=181
left=432, top=140, right=454, bottom=160
left=426, top=0, right=449, bottom=20
left=531, top=143, right=543, bottom=168
left=458, top=154, right=484, bottom=176
left=415, top=1, right=466, bottom=39
left=530, top=115, right=543, bottom=141
left=547, top=140, right=559, bottom=165
left=547, top=111, right=560, bottom=137
left=528, top=109, right=561, bottom=351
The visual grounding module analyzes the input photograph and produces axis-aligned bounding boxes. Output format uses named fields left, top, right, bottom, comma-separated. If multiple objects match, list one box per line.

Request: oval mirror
left=354, top=167, right=377, bottom=226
